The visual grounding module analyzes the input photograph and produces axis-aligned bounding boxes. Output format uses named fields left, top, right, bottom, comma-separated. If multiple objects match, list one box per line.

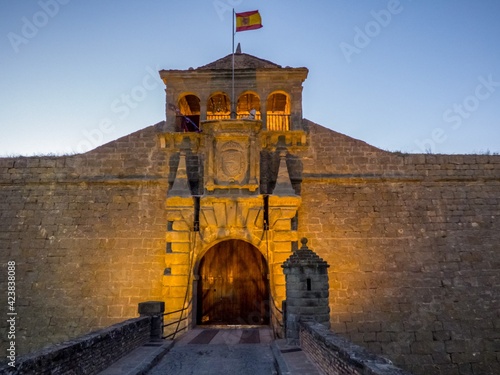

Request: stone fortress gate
left=160, top=51, right=308, bottom=331
left=1, top=49, right=499, bottom=375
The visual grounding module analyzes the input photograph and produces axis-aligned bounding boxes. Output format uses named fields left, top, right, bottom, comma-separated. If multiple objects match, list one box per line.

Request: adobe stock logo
left=213, top=0, right=243, bottom=21
left=340, top=0, right=408, bottom=63
left=415, top=74, right=500, bottom=153
left=72, top=66, right=163, bottom=154
left=7, top=0, right=71, bottom=53
left=442, top=75, right=499, bottom=130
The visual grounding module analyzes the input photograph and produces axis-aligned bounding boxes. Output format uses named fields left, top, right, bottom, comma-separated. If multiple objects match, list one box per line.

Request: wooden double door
left=197, top=240, right=270, bottom=325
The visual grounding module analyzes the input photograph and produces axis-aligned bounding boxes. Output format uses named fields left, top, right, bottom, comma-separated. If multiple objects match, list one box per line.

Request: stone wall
left=0, top=124, right=168, bottom=355
left=0, top=316, right=150, bottom=375
left=0, top=119, right=499, bottom=374
left=299, top=321, right=411, bottom=375
left=297, top=121, right=500, bottom=375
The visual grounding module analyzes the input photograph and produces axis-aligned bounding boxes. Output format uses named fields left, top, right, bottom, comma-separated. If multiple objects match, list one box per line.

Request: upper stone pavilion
left=159, top=50, right=308, bottom=133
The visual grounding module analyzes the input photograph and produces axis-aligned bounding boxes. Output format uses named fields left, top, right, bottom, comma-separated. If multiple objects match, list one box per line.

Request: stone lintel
left=260, top=130, right=308, bottom=151
left=268, top=195, right=301, bottom=208
left=201, top=196, right=264, bottom=205
left=201, top=119, right=262, bottom=134
left=199, top=196, right=264, bottom=231
left=165, top=196, right=194, bottom=209
left=159, top=132, right=202, bottom=151
left=160, top=68, right=308, bottom=85
left=138, top=301, right=165, bottom=316
left=205, top=184, right=259, bottom=192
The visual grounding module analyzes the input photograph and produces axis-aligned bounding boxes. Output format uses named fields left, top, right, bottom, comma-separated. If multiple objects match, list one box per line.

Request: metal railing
left=206, top=113, right=263, bottom=120
left=206, top=114, right=231, bottom=120
left=270, top=299, right=285, bottom=339
left=179, top=113, right=289, bottom=130
left=237, top=113, right=262, bottom=120
left=266, top=114, right=290, bottom=131
left=162, top=307, right=188, bottom=340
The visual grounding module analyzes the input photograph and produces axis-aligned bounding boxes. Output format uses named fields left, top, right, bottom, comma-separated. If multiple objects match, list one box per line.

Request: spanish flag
left=235, top=10, right=263, bottom=32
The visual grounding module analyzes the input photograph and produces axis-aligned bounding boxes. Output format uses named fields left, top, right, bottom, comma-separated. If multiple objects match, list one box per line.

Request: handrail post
left=138, top=301, right=165, bottom=341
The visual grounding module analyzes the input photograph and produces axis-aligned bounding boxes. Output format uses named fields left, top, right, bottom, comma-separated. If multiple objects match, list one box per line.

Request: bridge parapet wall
left=300, top=321, right=412, bottom=375
left=0, top=316, right=150, bottom=375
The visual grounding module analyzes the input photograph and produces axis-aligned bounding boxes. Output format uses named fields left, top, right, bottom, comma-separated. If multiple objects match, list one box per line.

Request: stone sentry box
left=282, top=238, right=330, bottom=344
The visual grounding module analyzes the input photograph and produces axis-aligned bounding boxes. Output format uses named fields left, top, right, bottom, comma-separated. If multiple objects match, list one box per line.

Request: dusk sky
left=1, top=0, right=499, bottom=156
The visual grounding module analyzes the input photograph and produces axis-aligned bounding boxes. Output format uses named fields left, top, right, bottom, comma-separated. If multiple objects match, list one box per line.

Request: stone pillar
left=199, top=100, right=207, bottom=122
left=290, top=85, right=303, bottom=130
left=261, top=95, right=268, bottom=130
left=282, top=238, right=330, bottom=344
left=138, top=301, right=165, bottom=341
left=165, top=90, right=177, bottom=132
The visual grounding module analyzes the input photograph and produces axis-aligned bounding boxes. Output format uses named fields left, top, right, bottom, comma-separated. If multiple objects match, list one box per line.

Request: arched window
left=267, top=92, right=290, bottom=131
left=237, top=92, right=261, bottom=120
left=207, top=92, right=231, bottom=120
left=177, top=94, right=200, bottom=132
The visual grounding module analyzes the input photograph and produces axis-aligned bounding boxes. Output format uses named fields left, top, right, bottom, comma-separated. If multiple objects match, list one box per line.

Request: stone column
left=165, top=90, right=177, bottom=132
left=138, top=301, right=165, bottom=341
left=199, top=93, right=208, bottom=122
left=289, top=85, right=304, bottom=130
left=261, top=94, right=268, bottom=130
left=282, top=238, right=330, bottom=344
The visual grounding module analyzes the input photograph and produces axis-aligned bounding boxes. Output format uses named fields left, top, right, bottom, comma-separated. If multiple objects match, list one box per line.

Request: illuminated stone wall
left=297, top=120, right=500, bottom=375
left=0, top=124, right=168, bottom=356
left=161, top=120, right=302, bottom=335
left=0, top=119, right=499, bottom=375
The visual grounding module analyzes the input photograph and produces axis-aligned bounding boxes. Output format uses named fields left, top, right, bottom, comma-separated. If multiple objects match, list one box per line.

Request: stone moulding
left=261, top=130, right=308, bottom=151
left=158, top=132, right=202, bottom=152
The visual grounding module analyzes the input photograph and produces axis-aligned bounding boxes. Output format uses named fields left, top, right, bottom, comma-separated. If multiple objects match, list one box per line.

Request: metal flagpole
left=231, top=9, right=235, bottom=119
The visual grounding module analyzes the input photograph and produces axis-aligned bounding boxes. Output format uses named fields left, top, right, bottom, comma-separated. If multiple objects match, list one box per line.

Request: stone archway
left=196, top=240, right=270, bottom=325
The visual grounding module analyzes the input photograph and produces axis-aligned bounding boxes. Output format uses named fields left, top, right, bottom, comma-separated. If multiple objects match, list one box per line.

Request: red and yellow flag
left=235, top=10, right=263, bottom=32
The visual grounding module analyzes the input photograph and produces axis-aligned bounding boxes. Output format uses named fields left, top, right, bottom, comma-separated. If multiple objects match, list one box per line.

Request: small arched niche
left=207, top=92, right=231, bottom=120
left=267, top=91, right=290, bottom=131
left=177, top=94, right=200, bottom=132
left=237, top=92, right=261, bottom=120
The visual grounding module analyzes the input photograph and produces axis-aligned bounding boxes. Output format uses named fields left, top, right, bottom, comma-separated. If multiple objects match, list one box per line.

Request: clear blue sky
left=1, top=0, right=499, bottom=156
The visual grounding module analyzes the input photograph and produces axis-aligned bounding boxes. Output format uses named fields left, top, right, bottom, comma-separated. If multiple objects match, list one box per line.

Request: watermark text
left=340, top=0, right=406, bottom=63
left=6, top=261, right=17, bottom=368
left=415, top=74, right=500, bottom=153
left=7, top=0, right=71, bottom=53
left=72, top=66, right=163, bottom=154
